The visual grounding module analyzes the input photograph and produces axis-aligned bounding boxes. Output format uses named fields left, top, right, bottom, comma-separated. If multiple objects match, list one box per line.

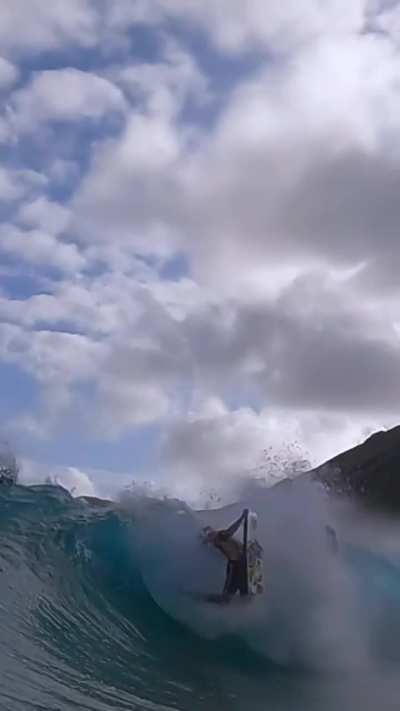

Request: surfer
left=201, top=509, right=249, bottom=602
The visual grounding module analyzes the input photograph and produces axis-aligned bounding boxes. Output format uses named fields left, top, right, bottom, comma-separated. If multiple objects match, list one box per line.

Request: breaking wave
left=1, top=478, right=400, bottom=710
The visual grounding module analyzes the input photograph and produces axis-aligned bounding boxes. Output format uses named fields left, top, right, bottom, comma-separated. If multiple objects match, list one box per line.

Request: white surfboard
left=246, top=511, right=264, bottom=595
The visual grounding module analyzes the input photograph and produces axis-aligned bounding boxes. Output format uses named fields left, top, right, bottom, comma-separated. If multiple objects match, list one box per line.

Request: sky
left=0, top=0, right=400, bottom=501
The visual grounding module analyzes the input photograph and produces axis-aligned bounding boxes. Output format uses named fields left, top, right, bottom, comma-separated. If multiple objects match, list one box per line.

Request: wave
left=2, top=479, right=400, bottom=710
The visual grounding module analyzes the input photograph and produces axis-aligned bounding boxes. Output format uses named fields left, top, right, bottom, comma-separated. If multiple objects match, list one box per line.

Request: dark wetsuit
left=223, top=559, right=248, bottom=596
left=214, top=532, right=247, bottom=598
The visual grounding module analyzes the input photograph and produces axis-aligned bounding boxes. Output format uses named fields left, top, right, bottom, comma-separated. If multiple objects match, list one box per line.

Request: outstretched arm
left=219, top=509, right=248, bottom=540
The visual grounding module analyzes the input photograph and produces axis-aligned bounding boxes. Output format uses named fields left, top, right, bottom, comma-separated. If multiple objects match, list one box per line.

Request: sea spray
left=2, top=480, right=400, bottom=710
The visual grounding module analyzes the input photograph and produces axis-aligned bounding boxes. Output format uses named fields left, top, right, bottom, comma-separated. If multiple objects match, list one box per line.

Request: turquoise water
left=1, top=481, right=400, bottom=710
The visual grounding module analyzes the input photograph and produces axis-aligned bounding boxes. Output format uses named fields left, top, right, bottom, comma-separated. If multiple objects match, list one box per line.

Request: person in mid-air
left=202, top=509, right=249, bottom=601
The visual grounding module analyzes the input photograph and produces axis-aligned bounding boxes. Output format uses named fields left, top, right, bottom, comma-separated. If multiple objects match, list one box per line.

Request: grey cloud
left=56, top=271, right=400, bottom=426
left=281, top=149, right=400, bottom=264
left=158, top=0, right=366, bottom=54
left=0, top=0, right=98, bottom=56
left=3, top=253, right=397, bottom=443
left=5, top=0, right=400, bottom=466
left=87, top=289, right=193, bottom=434
left=159, top=405, right=271, bottom=495
left=72, top=31, right=400, bottom=298
left=158, top=400, right=384, bottom=498
left=178, top=278, right=400, bottom=414
left=178, top=142, right=400, bottom=291
left=257, top=319, right=400, bottom=412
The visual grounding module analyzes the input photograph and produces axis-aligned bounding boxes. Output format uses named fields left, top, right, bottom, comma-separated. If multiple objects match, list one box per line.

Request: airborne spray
left=3, top=477, right=400, bottom=710
left=123, top=476, right=377, bottom=671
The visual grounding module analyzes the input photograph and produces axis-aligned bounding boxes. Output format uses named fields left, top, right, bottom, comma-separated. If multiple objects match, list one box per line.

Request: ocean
left=1, top=479, right=400, bottom=711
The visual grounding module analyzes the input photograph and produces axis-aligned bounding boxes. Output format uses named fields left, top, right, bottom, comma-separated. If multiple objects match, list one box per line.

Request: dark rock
left=310, top=425, right=400, bottom=513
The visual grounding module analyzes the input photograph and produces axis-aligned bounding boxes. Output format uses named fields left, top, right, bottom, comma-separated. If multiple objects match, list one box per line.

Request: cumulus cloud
left=0, top=225, right=85, bottom=273
left=0, top=0, right=98, bottom=56
left=0, top=168, right=25, bottom=202
left=0, top=280, right=189, bottom=437
left=0, top=322, right=106, bottom=438
left=110, top=39, right=209, bottom=119
left=0, top=323, right=102, bottom=388
left=373, top=2, right=400, bottom=43
left=69, top=23, right=400, bottom=296
left=159, top=398, right=383, bottom=501
left=0, top=168, right=48, bottom=202
left=55, top=466, right=96, bottom=496
left=20, top=458, right=96, bottom=497
left=161, top=400, right=272, bottom=496
left=71, top=39, right=207, bottom=252
left=9, top=68, right=126, bottom=132
left=17, top=197, right=70, bottom=235
left=176, top=33, right=400, bottom=291
left=158, top=0, right=366, bottom=54
left=179, top=276, right=400, bottom=415
left=72, top=111, right=184, bottom=254
left=90, top=285, right=192, bottom=434
left=0, top=271, right=153, bottom=334
left=64, top=5, right=400, bottom=454
left=1, top=261, right=398, bottom=446
left=2, top=0, right=400, bottom=494
left=0, top=0, right=173, bottom=61
left=96, top=379, right=169, bottom=435
left=0, top=57, right=18, bottom=89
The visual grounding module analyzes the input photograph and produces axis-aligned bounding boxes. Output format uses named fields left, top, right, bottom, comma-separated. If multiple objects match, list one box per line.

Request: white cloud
left=10, top=68, right=126, bottom=132
left=0, top=264, right=177, bottom=337
left=0, top=1, right=374, bottom=62
left=69, top=21, right=400, bottom=297
left=160, top=399, right=383, bottom=501
left=16, top=169, right=48, bottom=192
left=0, top=225, right=85, bottom=272
left=0, top=57, right=18, bottom=89
left=71, top=38, right=208, bottom=254
left=2, top=255, right=399, bottom=448
left=91, top=289, right=191, bottom=434
left=0, top=323, right=102, bottom=387
left=0, top=281, right=187, bottom=437
left=0, top=271, right=192, bottom=439
left=0, top=0, right=98, bottom=56
left=20, top=458, right=96, bottom=497
left=175, top=33, right=400, bottom=291
left=0, top=0, right=174, bottom=62
left=158, top=0, right=366, bottom=54
left=19, top=457, right=135, bottom=499
left=162, top=400, right=272, bottom=492
left=2, top=0, right=400, bottom=494
left=111, top=39, right=209, bottom=119
left=0, top=167, right=48, bottom=203
left=0, top=168, right=25, bottom=202
left=17, top=197, right=70, bottom=235
left=72, top=111, right=184, bottom=255
left=96, top=379, right=169, bottom=435
left=0, top=273, right=144, bottom=334
left=55, top=466, right=96, bottom=496
left=100, top=0, right=163, bottom=29
left=374, top=3, right=400, bottom=45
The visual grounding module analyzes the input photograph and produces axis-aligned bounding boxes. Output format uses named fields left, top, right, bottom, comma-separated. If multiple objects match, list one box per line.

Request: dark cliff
left=310, top=425, right=400, bottom=512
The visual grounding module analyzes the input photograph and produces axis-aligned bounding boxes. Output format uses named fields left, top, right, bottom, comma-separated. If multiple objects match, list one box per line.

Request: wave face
left=2, top=480, right=400, bottom=711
